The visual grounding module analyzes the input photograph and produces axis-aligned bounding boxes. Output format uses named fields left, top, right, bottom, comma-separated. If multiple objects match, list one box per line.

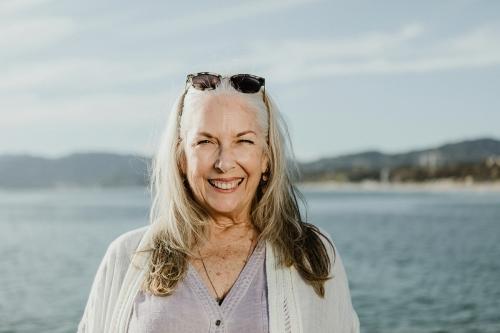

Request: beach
left=298, top=179, right=500, bottom=193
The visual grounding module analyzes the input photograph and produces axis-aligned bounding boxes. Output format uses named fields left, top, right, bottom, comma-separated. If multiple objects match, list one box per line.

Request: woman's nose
left=214, top=146, right=235, bottom=173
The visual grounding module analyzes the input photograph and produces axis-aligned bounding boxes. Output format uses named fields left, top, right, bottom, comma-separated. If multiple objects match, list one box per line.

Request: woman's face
left=181, top=94, right=268, bottom=222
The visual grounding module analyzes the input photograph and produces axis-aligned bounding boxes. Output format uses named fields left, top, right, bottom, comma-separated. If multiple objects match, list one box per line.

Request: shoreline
left=297, top=179, right=500, bottom=193
left=1, top=180, right=500, bottom=193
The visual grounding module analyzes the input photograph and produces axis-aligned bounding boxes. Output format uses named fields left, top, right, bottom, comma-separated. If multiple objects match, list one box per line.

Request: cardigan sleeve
left=330, top=244, right=360, bottom=332
left=77, top=226, right=149, bottom=333
left=77, top=245, right=108, bottom=332
left=322, top=229, right=360, bottom=333
left=291, top=225, right=360, bottom=332
left=77, top=238, right=124, bottom=333
left=77, top=236, right=130, bottom=333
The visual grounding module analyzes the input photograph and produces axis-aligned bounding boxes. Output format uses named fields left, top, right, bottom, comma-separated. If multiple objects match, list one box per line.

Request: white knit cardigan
left=77, top=225, right=360, bottom=333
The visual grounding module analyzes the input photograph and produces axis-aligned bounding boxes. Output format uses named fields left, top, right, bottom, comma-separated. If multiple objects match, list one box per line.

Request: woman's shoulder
left=77, top=225, right=152, bottom=333
left=110, top=225, right=150, bottom=249
left=314, top=225, right=333, bottom=242
left=312, top=225, right=347, bottom=279
left=104, top=225, right=151, bottom=264
left=312, top=226, right=353, bottom=289
left=295, top=225, right=360, bottom=332
left=312, top=225, right=337, bottom=261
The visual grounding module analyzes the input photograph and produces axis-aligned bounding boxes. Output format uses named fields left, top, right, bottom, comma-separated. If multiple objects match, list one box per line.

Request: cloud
left=269, top=23, right=425, bottom=59
left=0, top=0, right=75, bottom=56
left=0, top=58, right=183, bottom=93
left=0, top=17, right=75, bottom=55
left=0, top=89, right=176, bottom=155
left=0, top=0, right=56, bottom=15
left=136, top=0, right=322, bottom=35
left=0, top=90, right=174, bottom=127
left=3, top=21, right=500, bottom=97
left=218, top=22, right=500, bottom=82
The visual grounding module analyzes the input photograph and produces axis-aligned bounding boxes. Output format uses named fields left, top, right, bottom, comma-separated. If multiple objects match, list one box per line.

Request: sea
left=0, top=186, right=499, bottom=333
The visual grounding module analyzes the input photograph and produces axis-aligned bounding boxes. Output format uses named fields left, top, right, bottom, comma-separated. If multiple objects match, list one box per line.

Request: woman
left=78, top=72, right=360, bottom=332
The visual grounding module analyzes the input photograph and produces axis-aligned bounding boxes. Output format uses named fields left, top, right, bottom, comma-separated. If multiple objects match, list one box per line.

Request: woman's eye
left=197, top=140, right=211, bottom=145
left=238, top=139, right=254, bottom=144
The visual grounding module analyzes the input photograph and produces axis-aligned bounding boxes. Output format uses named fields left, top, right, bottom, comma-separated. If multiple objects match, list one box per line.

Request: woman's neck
left=205, top=218, right=258, bottom=247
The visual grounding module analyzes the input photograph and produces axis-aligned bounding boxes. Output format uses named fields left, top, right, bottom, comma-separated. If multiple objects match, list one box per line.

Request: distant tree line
left=299, top=157, right=500, bottom=183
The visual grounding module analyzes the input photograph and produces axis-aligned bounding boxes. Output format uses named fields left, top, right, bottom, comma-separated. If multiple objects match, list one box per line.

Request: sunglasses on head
left=185, top=72, right=265, bottom=94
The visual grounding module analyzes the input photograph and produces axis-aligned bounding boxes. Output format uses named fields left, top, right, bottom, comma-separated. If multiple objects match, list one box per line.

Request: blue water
left=0, top=187, right=499, bottom=333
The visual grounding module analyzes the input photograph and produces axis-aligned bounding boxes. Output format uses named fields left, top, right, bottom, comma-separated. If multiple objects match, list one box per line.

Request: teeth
left=209, top=179, right=242, bottom=190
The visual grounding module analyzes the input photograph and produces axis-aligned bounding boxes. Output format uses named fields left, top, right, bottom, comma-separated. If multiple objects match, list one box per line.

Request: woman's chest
left=189, top=236, right=263, bottom=301
left=127, top=241, right=269, bottom=333
left=189, top=258, right=246, bottom=299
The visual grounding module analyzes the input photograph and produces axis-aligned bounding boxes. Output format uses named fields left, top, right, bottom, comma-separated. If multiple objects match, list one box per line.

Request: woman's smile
left=208, top=177, right=245, bottom=192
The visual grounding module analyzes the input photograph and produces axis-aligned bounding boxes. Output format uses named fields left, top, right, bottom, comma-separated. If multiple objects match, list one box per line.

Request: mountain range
left=1, top=137, right=499, bottom=189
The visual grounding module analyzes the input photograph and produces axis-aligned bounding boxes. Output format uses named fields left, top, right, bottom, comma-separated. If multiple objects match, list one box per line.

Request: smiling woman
left=77, top=72, right=360, bottom=333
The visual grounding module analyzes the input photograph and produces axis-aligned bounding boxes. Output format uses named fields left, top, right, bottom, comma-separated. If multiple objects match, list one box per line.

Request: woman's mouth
left=208, top=178, right=244, bottom=191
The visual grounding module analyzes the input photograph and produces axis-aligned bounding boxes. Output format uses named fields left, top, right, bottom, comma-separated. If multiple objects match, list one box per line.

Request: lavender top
left=127, top=238, right=268, bottom=333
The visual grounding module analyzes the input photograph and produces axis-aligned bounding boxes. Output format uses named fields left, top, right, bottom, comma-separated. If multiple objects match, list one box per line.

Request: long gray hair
left=138, top=74, right=335, bottom=297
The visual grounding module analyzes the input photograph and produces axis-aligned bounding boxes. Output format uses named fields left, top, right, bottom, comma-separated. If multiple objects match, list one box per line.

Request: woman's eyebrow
left=195, top=130, right=256, bottom=138
left=236, top=130, right=256, bottom=137
left=195, top=131, right=215, bottom=138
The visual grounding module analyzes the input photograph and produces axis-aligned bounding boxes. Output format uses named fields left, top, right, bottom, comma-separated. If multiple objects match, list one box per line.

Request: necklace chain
left=198, top=236, right=257, bottom=303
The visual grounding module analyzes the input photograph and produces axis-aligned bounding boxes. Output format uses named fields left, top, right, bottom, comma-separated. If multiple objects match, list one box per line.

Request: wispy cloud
left=2, top=21, right=500, bottom=96
left=2, top=21, right=499, bottom=100
left=0, top=89, right=174, bottom=155
left=0, top=0, right=75, bottom=57
left=0, top=58, right=182, bottom=93
left=219, top=22, right=500, bottom=82
left=0, top=91, right=172, bottom=127
left=0, top=17, right=76, bottom=55
left=138, top=0, right=322, bottom=35
left=0, top=0, right=56, bottom=15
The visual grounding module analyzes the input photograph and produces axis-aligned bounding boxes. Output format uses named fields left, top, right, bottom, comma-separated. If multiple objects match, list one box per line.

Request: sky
left=1, top=0, right=499, bottom=162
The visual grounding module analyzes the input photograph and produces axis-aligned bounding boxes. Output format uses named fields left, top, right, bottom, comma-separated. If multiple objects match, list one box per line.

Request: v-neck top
left=127, top=238, right=268, bottom=333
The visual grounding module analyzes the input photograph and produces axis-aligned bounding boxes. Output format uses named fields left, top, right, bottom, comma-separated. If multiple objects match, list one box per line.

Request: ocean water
left=0, top=186, right=499, bottom=333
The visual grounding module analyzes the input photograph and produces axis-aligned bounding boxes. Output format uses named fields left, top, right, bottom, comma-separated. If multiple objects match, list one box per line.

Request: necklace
left=198, top=236, right=257, bottom=305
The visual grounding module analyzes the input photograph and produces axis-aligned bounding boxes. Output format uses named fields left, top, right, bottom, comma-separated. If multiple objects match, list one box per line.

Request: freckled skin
left=191, top=231, right=259, bottom=299
left=182, top=94, right=268, bottom=300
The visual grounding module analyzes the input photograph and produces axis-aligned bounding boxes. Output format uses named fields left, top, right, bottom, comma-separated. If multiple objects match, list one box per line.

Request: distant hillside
left=0, top=152, right=150, bottom=189
left=298, top=137, right=500, bottom=182
left=1, top=137, right=499, bottom=188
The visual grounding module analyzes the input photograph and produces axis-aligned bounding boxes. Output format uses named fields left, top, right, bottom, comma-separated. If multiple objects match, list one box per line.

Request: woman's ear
left=178, top=144, right=187, bottom=175
left=180, top=154, right=187, bottom=175
left=261, top=153, right=269, bottom=174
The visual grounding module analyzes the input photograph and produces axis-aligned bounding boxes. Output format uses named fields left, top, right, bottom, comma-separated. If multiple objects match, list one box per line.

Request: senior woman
left=78, top=72, right=360, bottom=333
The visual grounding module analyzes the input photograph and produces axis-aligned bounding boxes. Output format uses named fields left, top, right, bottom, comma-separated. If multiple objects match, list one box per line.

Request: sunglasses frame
left=185, top=72, right=265, bottom=94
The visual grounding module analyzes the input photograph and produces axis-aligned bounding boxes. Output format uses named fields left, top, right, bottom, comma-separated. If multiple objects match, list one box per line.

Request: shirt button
left=215, top=319, right=221, bottom=326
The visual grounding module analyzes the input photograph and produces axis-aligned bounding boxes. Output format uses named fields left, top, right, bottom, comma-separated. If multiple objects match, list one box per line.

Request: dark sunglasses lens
left=191, top=74, right=220, bottom=90
left=231, top=75, right=263, bottom=93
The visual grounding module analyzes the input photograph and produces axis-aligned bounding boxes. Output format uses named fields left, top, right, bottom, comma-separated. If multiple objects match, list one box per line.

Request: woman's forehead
left=188, top=111, right=260, bottom=136
left=185, top=95, right=259, bottom=126
left=199, top=93, right=256, bottom=112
